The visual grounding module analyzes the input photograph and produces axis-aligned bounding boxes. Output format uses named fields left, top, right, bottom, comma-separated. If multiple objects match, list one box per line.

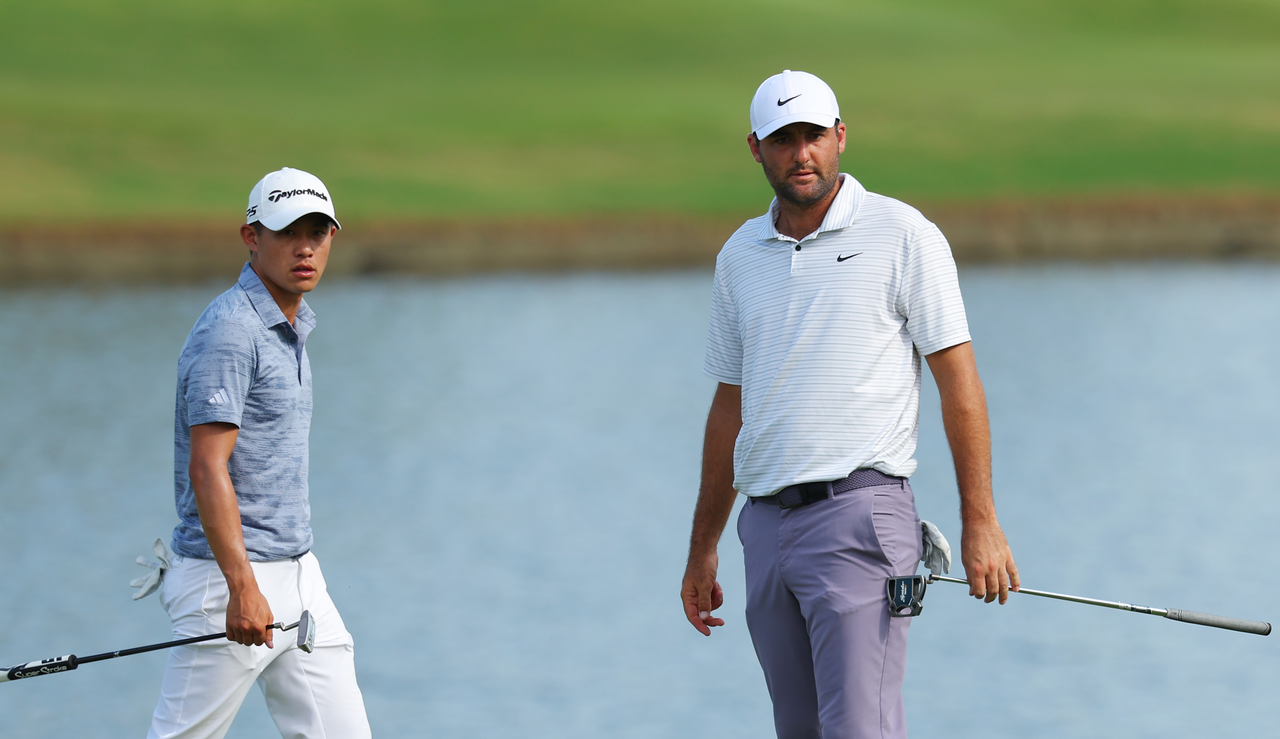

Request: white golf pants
left=147, top=551, right=371, bottom=739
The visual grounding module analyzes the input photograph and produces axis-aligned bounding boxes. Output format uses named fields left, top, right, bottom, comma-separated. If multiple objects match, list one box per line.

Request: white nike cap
left=749, top=70, right=840, bottom=140
left=245, top=167, right=341, bottom=231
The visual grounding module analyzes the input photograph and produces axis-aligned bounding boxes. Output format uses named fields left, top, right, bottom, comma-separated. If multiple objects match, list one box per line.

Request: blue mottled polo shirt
left=171, top=263, right=315, bottom=561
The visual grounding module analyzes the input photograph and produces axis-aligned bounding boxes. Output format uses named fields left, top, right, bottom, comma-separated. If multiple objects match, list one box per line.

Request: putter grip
left=1164, top=609, right=1271, bottom=636
left=2, top=655, right=79, bottom=682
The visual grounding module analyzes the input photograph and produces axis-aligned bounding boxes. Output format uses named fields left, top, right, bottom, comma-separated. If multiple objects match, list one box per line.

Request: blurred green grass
left=2, top=0, right=1278, bottom=222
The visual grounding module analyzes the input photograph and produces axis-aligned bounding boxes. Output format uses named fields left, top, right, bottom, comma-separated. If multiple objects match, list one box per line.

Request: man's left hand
left=960, top=520, right=1019, bottom=604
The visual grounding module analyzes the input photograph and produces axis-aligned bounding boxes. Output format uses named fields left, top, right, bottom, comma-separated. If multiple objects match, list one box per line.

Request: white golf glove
left=920, top=520, right=951, bottom=578
left=130, top=538, right=175, bottom=600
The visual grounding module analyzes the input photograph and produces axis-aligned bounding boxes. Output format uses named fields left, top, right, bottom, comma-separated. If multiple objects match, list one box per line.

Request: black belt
left=754, top=468, right=905, bottom=509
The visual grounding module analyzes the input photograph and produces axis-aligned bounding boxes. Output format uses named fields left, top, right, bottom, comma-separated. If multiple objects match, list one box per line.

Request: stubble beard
left=764, top=154, right=841, bottom=208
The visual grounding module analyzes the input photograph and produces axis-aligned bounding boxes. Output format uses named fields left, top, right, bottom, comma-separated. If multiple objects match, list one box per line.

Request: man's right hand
left=226, top=584, right=274, bottom=648
left=682, top=383, right=741, bottom=637
left=681, top=551, right=725, bottom=636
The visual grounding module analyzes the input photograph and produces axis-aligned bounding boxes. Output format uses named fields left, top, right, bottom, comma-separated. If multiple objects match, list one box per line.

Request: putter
left=888, top=574, right=928, bottom=617
left=2, top=610, right=315, bottom=684
left=915, top=575, right=1271, bottom=636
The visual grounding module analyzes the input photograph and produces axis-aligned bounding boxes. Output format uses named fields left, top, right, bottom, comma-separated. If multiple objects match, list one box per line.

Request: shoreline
left=3, top=196, right=1279, bottom=284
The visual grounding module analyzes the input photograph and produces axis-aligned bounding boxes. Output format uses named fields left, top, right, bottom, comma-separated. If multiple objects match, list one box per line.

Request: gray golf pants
left=737, top=480, right=922, bottom=739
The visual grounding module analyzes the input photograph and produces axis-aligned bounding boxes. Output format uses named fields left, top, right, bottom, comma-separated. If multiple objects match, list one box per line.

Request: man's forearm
left=688, top=487, right=738, bottom=562
left=688, top=384, right=742, bottom=559
left=926, top=342, right=1018, bottom=603
left=188, top=422, right=275, bottom=644
left=682, top=383, right=742, bottom=634
left=941, top=374, right=995, bottom=527
left=926, top=344, right=995, bottom=521
left=189, top=461, right=256, bottom=591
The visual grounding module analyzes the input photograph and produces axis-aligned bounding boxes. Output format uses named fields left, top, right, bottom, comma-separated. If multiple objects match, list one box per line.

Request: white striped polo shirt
left=704, top=174, right=971, bottom=497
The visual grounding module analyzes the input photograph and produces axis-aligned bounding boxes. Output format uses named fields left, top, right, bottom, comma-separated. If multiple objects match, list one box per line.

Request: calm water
left=1, top=264, right=1278, bottom=738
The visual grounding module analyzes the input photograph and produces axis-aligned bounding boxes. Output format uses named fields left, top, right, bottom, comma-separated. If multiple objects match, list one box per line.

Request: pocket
left=870, top=490, right=919, bottom=572
left=158, top=555, right=207, bottom=618
left=157, top=556, right=179, bottom=615
left=159, top=557, right=227, bottom=636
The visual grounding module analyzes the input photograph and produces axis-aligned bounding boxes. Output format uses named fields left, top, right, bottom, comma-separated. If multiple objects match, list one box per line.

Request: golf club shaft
left=3, top=620, right=301, bottom=682
left=929, top=575, right=1270, bottom=636
left=77, top=631, right=230, bottom=665
left=79, top=619, right=298, bottom=665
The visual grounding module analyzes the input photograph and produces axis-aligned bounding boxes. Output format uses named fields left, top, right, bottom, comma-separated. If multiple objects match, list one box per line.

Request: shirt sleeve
left=703, top=258, right=743, bottom=384
left=897, top=221, right=971, bottom=355
left=182, top=320, right=255, bottom=427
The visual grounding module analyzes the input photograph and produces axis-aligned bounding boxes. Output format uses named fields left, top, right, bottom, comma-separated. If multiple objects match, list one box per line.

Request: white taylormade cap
left=749, top=70, right=840, bottom=140
left=245, top=167, right=341, bottom=231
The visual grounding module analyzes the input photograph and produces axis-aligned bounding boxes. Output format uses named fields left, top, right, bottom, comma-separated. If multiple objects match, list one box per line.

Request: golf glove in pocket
left=920, top=520, right=951, bottom=578
left=131, top=538, right=175, bottom=600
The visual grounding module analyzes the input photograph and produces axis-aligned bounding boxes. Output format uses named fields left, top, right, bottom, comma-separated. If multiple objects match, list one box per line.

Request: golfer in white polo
left=681, top=71, right=1019, bottom=739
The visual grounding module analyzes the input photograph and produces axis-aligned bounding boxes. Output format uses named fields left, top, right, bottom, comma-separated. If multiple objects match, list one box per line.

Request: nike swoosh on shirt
left=777, top=94, right=802, bottom=106
left=836, top=253, right=862, bottom=262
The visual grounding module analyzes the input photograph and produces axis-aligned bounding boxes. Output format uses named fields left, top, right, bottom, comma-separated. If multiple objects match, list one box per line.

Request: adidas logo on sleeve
left=207, top=389, right=231, bottom=406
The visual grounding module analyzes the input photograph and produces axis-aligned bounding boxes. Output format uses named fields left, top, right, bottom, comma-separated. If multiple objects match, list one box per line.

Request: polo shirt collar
left=237, top=262, right=316, bottom=337
left=757, top=173, right=866, bottom=243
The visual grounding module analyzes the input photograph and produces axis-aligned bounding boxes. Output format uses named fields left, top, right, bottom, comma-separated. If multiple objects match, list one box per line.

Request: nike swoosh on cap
left=777, top=94, right=802, bottom=106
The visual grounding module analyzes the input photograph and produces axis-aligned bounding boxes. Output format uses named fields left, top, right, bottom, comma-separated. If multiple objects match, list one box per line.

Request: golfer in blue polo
left=142, top=168, right=371, bottom=738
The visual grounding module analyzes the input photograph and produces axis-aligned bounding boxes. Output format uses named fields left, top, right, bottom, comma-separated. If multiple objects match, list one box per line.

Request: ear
left=747, top=133, right=763, bottom=164
left=240, top=224, right=260, bottom=256
left=836, top=121, right=847, bottom=155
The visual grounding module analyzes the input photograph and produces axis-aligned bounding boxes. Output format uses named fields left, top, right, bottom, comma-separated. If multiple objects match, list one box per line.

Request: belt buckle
left=778, top=481, right=833, bottom=509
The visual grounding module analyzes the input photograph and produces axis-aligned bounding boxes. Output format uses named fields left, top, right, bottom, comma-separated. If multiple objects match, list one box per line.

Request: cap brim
left=257, top=206, right=342, bottom=231
left=754, top=112, right=838, bottom=140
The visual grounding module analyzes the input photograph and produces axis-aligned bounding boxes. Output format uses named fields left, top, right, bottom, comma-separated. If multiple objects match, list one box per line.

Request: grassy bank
left=2, top=0, right=1279, bottom=224
left=5, top=196, right=1279, bottom=286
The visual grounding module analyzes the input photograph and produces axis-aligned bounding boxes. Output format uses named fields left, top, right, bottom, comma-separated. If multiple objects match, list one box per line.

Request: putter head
left=887, top=575, right=927, bottom=617
left=296, top=610, right=315, bottom=653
